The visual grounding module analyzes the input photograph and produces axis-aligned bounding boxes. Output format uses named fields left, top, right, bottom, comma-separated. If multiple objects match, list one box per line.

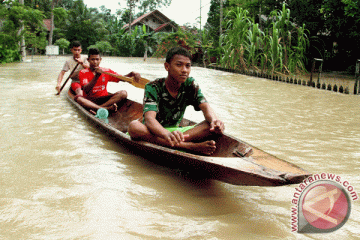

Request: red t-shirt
left=79, top=67, right=120, bottom=98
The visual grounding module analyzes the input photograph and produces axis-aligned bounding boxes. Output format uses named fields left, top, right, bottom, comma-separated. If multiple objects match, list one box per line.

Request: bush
left=153, top=28, right=198, bottom=58
left=88, top=41, right=114, bottom=55
left=55, top=38, right=70, bottom=55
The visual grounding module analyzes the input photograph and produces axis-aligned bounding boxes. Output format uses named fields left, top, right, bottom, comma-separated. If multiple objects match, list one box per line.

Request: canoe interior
left=67, top=90, right=311, bottom=186
left=103, top=98, right=254, bottom=159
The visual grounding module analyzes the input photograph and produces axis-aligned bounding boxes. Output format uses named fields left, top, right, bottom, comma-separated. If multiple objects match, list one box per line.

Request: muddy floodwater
left=0, top=56, right=359, bottom=239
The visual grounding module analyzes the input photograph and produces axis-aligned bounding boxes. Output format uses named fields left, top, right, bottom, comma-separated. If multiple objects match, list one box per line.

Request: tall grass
left=219, top=3, right=308, bottom=76
left=220, top=7, right=251, bottom=70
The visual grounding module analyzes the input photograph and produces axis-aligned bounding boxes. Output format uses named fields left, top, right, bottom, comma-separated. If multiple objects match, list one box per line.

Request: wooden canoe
left=66, top=89, right=311, bottom=186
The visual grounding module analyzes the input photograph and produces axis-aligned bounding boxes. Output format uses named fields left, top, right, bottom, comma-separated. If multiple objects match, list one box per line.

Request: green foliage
left=112, top=26, right=148, bottom=57
left=88, top=41, right=114, bottom=55
left=226, top=0, right=360, bottom=72
left=342, top=0, right=360, bottom=18
left=25, top=30, right=48, bottom=51
left=53, top=7, right=68, bottom=26
left=152, top=28, right=197, bottom=58
left=55, top=38, right=70, bottom=54
left=134, top=0, right=172, bottom=13
left=220, top=7, right=251, bottom=70
left=63, top=0, right=107, bottom=51
left=219, top=4, right=308, bottom=76
left=321, top=0, right=360, bottom=71
left=0, top=4, right=21, bottom=63
left=2, top=0, right=178, bottom=62
left=3, top=0, right=358, bottom=73
left=0, top=1, right=45, bottom=63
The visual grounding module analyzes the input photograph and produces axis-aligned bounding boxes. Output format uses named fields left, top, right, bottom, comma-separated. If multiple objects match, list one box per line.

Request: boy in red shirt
left=76, top=48, right=140, bottom=112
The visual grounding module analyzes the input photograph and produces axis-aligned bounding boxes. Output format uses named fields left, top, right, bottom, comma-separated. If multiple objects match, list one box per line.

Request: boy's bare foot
left=189, top=140, right=216, bottom=156
left=106, top=103, right=117, bottom=112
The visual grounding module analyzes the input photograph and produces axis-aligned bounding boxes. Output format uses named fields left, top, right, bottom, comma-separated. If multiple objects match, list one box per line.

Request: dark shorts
left=86, top=93, right=115, bottom=105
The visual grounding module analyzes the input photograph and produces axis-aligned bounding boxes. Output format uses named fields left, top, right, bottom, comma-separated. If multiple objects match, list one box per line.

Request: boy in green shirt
left=128, top=47, right=224, bottom=155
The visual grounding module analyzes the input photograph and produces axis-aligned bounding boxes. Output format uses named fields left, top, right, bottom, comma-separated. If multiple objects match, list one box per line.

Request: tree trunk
left=48, top=0, right=56, bottom=46
left=144, top=48, right=147, bottom=61
left=129, top=0, right=134, bottom=35
left=19, top=0, right=26, bottom=61
left=220, top=0, right=223, bottom=35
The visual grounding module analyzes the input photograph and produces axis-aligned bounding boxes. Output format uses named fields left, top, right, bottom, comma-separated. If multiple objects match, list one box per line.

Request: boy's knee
left=127, top=121, right=137, bottom=137
left=74, top=95, right=83, bottom=103
left=75, top=88, right=83, bottom=96
left=116, top=90, right=127, bottom=99
left=128, top=120, right=144, bottom=138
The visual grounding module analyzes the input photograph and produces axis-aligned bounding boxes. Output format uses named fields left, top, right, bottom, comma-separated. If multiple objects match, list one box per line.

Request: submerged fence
left=205, top=58, right=360, bottom=95
left=354, top=60, right=360, bottom=94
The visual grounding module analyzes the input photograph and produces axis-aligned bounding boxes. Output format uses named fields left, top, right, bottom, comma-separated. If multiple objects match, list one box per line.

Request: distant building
left=123, top=10, right=178, bottom=33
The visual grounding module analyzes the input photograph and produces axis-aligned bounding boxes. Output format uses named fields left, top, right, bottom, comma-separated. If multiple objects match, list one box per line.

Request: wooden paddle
left=102, top=71, right=150, bottom=89
left=56, top=63, right=80, bottom=95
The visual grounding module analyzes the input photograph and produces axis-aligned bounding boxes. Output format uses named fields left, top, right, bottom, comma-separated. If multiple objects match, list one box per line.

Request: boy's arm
left=144, top=111, right=168, bottom=138
left=56, top=60, right=70, bottom=92
left=82, top=71, right=101, bottom=95
left=75, top=56, right=89, bottom=69
left=79, top=61, right=89, bottom=69
left=199, top=102, right=225, bottom=134
left=56, top=70, right=66, bottom=93
left=101, top=69, right=141, bottom=83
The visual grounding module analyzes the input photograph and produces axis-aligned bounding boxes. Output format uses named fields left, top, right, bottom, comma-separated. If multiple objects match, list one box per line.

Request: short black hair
left=70, top=40, right=81, bottom=48
left=88, top=48, right=100, bottom=57
left=165, top=47, right=191, bottom=63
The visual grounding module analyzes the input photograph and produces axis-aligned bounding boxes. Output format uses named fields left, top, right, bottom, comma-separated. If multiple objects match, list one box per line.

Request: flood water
left=0, top=56, right=359, bottom=239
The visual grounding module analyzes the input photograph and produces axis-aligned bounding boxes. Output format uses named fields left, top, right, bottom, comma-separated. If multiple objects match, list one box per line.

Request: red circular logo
left=302, top=183, right=349, bottom=230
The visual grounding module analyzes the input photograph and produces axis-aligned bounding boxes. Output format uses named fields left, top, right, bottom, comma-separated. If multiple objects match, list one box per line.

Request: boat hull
left=66, top=89, right=311, bottom=186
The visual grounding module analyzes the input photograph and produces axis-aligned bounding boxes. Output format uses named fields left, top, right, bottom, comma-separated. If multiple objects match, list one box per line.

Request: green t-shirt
left=143, top=77, right=207, bottom=127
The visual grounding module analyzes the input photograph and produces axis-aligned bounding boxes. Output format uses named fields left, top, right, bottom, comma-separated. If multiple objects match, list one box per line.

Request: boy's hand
left=210, top=120, right=225, bottom=134
left=74, top=57, right=83, bottom=64
left=133, top=72, right=141, bottom=82
left=55, top=84, right=61, bottom=93
left=94, top=67, right=103, bottom=76
left=125, top=71, right=141, bottom=82
left=164, top=131, right=189, bottom=147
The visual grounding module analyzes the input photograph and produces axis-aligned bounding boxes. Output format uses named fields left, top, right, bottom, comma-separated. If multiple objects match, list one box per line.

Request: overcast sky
left=83, top=0, right=212, bottom=27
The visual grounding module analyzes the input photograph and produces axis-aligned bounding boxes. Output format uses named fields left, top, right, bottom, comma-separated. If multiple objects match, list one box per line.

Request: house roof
left=123, top=10, right=177, bottom=32
left=154, top=22, right=170, bottom=32
left=123, top=11, right=155, bottom=29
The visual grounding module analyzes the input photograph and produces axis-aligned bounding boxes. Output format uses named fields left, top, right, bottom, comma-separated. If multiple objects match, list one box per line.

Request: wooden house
left=123, top=10, right=178, bottom=33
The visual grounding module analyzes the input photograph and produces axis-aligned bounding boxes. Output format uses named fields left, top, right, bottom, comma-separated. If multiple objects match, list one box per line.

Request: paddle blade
left=132, top=77, right=150, bottom=89
left=103, top=71, right=150, bottom=89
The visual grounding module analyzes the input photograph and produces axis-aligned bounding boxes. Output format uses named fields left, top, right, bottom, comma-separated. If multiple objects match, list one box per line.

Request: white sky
left=83, top=0, right=212, bottom=27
